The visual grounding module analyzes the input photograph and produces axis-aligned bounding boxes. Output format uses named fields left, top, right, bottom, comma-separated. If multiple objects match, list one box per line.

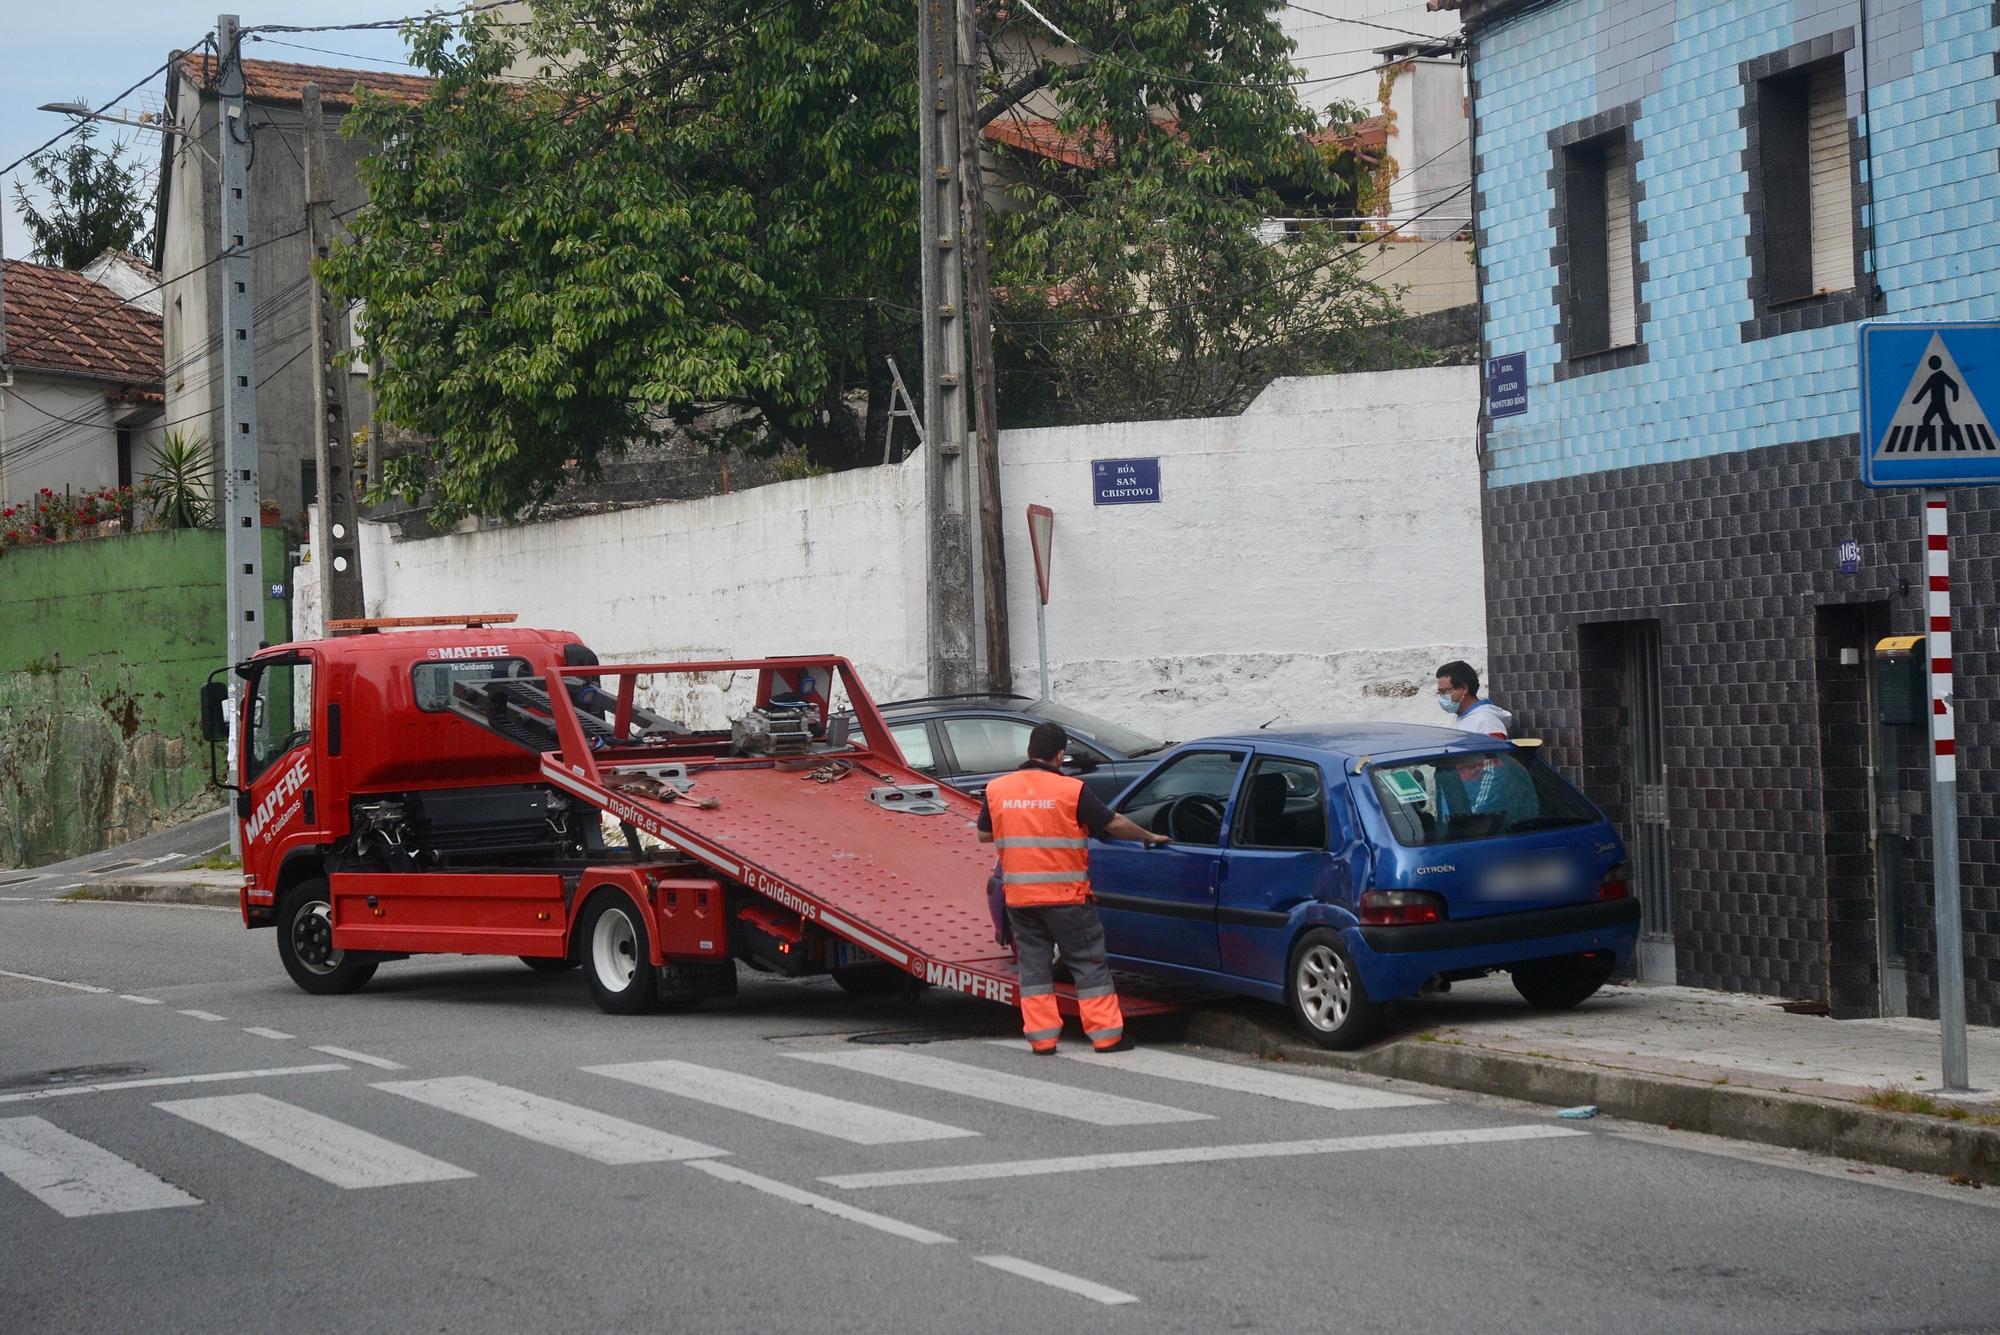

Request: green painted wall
left=0, top=530, right=289, bottom=867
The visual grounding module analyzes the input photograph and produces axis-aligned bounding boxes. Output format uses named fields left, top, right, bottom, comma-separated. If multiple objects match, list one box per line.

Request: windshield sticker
left=1380, top=770, right=1427, bottom=805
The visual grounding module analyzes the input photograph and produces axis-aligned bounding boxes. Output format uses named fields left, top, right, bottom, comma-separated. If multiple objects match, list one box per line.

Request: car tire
left=1284, top=928, right=1382, bottom=1049
left=1511, top=952, right=1615, bottom=1010
left=277, top=879, right=377, bottom=995
left=582, top=893, right=659, bottom=1016
left=519, top=955, right=577, bottom=973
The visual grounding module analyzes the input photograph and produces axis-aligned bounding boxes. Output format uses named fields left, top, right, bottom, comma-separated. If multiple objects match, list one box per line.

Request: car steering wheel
left=1163, top=793, right=1226, bottom=845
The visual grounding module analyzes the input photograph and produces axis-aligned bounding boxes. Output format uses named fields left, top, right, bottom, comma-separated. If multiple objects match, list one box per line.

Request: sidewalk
left=1168, top=977, right=2000, bottom=1184
left=79, top=869, right=241, bottom=907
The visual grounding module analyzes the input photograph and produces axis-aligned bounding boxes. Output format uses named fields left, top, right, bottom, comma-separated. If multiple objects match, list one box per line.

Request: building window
left=1739, top=32, right=1876, bottom=341
left=1547, top=102, right=1649, bottom=380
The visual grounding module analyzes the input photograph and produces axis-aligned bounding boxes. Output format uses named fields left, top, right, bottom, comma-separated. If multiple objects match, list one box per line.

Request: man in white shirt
left=1436, top=660, right=1513, bottom=738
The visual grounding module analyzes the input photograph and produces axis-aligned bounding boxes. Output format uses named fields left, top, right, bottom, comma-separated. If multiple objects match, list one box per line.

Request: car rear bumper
left=1347, top=896, right=1641, bottom=1000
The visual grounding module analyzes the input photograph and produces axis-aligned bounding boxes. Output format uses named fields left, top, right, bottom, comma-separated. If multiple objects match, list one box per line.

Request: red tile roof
left=983, top=114, right=1386, bottom=169
left=175, top=51, right=436, bottom=109
left=2, top=260, right=162, bottom=384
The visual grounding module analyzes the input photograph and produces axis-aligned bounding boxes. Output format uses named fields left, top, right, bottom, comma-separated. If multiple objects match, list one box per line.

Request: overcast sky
left=2, top=2, right=423, bottom=267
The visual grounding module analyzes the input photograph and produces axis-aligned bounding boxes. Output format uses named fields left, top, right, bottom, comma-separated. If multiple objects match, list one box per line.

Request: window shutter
left=1604, top=140, right=1637, bottom=348
left=1808, top=63, right=1855, bottom=294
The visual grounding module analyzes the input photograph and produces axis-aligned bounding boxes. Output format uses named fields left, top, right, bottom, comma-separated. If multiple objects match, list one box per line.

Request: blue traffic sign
left=1860, top=322, right=2000, bottom=487
left=1092, top=457, right=1161, bottom=505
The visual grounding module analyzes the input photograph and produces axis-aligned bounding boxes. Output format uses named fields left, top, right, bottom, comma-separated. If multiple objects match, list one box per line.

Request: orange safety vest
left=987, top=766, right=1093, bottom=907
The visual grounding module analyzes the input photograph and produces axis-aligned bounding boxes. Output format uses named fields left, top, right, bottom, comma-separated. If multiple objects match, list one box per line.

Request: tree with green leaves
left=12, top=121, right=151, bottom=270
left=326, top=0, right=1400, bottom=522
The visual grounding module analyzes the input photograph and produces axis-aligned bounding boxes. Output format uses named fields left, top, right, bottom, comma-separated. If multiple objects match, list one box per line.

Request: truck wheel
left=1511, top=952, right=1615, bottom=1011
left=582, top=893, right=659, bottom=1015
left=519, top=956, right=577, bottom=973
left=1283, top=929, right=1381, bottom=1050
left=277, top=880, right=377, bottom=996
left=831, top=965, right=905, bottom=998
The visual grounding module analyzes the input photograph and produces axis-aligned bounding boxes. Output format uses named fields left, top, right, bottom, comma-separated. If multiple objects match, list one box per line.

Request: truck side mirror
left=200, top=681, right=230, bottom=743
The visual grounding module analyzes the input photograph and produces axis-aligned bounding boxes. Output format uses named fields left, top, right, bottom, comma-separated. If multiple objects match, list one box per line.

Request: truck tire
left=1283, top=928, right=1381, bottom=1049
left=519, top=955, right=577, bottom=973
left=582, top=893, right=659, bottom=1015
left=830, top=964, right=905, bottom=998
left=277, top=880, right=377, bottom=996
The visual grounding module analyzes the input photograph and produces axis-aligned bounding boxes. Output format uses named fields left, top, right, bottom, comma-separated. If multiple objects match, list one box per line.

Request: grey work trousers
left=1006, top=901, right=1124, bottom=1047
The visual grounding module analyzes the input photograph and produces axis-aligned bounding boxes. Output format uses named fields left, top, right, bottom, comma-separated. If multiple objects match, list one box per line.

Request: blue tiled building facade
left=1460, top=0, right=2000, bottom=1020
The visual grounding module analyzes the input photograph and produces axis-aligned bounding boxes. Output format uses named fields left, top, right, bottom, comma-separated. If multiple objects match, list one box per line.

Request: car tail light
left=1599, top=863, right=1630, bottom=900
left=1359, top=890, right=1445, bottom=925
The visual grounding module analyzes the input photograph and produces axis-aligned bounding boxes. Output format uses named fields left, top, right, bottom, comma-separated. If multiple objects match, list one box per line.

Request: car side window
left=890, top=723, right=937, bottom=774
left=1117, top=750, right=1247, bottom=847
left=1234, top=757, right=1327, bottom=851
left=940, top=716, right=1036, bottom=775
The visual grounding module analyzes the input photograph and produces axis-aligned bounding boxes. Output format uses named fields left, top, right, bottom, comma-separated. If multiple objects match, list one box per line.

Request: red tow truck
left=200, top=614, right=1166, bottom=1017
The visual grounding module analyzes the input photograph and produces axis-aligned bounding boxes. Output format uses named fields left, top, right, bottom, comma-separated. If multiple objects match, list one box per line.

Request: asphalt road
left=0, top=808, right=230, bottom=894
left=3, top=899, right=1997, bottom=1335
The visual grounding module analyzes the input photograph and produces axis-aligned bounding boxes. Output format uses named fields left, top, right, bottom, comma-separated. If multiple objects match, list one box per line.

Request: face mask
left=1437, top=693, right=1460, bottom=714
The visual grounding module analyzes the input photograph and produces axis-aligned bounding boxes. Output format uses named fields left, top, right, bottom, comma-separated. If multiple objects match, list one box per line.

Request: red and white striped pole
left=1922, top=490, right=1970, bottom=1091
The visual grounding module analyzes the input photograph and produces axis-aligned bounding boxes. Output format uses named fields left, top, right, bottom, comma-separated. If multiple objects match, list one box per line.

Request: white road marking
left=178, top=1010, right=227, bottom=1022
left=0, top=1064, right=348, bottom=1106
left=242, top=1027, right=294, bottom=1041
left=585, top=1060, right=978, bottom=1145
left=119, top=994, right=164, bottom=1005
left=787, top=1049, right=1208, bottom=1126
left=823, top=1124, right=1588, bottom=1188
left=975, top=1255, right=1137, bottom=1306
left=375, top=1076, right=726, bottom=1164
left=0, top=1116, right=203, bottom=1218
left=1039, top=1044, right=1439, bottom=1110
left=0, top=967, right=108, bottom=994
left=686, top=1160, right=953, bottom=1244
left=311, top=1045, right=404, bottom=1070
left=157, top=1093, right=475, bottom=1189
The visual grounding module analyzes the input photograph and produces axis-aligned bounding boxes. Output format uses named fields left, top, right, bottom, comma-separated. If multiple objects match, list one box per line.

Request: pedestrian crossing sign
left=1860, top=322, right=2000, bottom=487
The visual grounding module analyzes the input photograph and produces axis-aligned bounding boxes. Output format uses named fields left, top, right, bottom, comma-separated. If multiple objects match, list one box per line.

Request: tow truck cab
left=210, top=619, right=590, bottom=926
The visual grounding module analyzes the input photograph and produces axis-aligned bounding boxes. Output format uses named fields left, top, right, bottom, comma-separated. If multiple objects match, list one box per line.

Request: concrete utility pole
left=956, top=0, right=1012, bottom=694
left=917, top=0, right=978, bottom=695
left=218, top=14, right=263, bottom=673
left=301, top=85, right=365, bottom=627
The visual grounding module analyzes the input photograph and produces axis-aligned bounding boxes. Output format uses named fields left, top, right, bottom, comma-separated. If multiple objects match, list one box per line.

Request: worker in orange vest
left=978, top=721, right=1169, bottom=1053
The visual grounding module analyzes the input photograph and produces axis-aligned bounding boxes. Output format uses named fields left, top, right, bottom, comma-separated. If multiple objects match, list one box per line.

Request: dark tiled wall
left=1483, top=434, right=2000, bottom=1023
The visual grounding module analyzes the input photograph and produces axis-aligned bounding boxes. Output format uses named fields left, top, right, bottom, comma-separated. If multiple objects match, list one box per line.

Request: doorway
left=1580, top=620, right=1673, bottom=982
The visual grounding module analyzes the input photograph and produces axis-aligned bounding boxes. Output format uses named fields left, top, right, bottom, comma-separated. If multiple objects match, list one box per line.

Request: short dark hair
left=1436, top=660, right=1480, bottom=695
left=1027, top=721, right=1069, bottom=761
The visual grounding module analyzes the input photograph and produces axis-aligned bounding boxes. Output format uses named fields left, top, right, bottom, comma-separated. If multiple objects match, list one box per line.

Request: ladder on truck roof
left=441, top=650, right=1193, bottom=1018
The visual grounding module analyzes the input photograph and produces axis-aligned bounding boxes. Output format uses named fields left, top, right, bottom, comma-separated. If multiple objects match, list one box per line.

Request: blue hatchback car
left=1089, top=723, right=1640, bottom=1048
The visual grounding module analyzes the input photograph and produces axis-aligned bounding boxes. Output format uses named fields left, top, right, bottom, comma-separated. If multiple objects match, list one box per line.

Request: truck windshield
left=246, top=659, right=313, bottom=781
left=1368, top=751, right=1599, bottom=847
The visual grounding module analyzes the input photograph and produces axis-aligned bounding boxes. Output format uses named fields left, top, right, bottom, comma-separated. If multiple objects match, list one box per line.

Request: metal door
left=1866, top=640, right=1912, bottom=1016
left=1625, top=623, right=1675, bottom=983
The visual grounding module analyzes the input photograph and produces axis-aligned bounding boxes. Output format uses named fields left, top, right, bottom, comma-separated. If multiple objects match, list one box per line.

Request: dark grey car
left=855, top=694, right=1171, bottom=801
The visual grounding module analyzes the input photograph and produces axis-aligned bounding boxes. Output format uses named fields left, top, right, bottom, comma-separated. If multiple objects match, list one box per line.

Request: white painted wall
left=0, top=375, right=122, bottom=506
left=341, top=367, right=1485, bottom=742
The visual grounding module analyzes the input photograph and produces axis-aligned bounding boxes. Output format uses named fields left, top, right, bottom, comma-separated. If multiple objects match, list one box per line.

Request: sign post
left=1860, top=320, right=2000, bottom=1093
left=1026, top=505, right=1054, bottom=699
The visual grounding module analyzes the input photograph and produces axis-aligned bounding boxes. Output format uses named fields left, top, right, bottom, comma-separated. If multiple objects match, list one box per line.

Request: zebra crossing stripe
left=1038, top=1044, right=1438, bottom=1110
left=583, top=1060, right=979, bottom=1145
left=156, top=1093, right=476, bottom=1189
left=786, top=1049, right=1209, bottom=1126
left=374, top=1077, right=726, bottom=1164
left=0, top=1116, right=203, bottom=1217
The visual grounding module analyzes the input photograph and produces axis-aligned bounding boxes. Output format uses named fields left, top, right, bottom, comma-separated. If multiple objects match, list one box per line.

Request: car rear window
left=1367, top=751, right=1600, bottom=847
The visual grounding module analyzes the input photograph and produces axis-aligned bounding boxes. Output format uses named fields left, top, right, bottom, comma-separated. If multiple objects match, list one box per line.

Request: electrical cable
left=0, top=54, right=184, bottom=181
left=1282, top=1, right=1445, bottom=41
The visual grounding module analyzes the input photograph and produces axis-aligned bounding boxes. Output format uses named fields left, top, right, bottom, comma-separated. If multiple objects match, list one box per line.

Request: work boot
left=1093, top=1037, right=1135, bottom=1054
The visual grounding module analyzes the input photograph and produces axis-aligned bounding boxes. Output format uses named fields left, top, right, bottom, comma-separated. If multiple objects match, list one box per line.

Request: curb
left=1160, top=1006, right=2000, bottom=1186
left=75, top=880, right=240, bottom=909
